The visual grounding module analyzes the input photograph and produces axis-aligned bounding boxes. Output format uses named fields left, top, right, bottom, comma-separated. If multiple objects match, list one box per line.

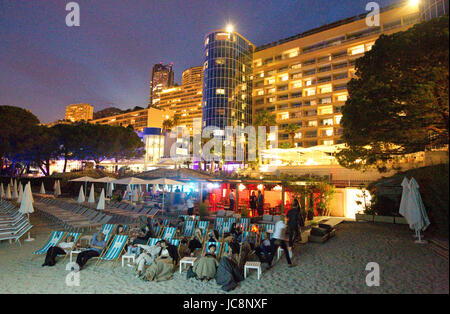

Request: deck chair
left=197, top=221, right=209, bottom=238
left=239, top=218, right=250, bottom=231
left=222, top=221, right=233, bottom=235
left=228, top=217, right=237, bottom=225
left=95, top=234, right=128, bottom=266
left=161, top=226, right=176, bottom=240
left=183, top=220, right=196, bottom=237
left=203, top=241, right=222, bottom=259
left=168, top=238, right=180, bottom=247
left=147, top=237, right=162, bottom=246
left=61, top=232, right=82, bottom=260
left=32, top=231, right=66, bottom=255
left=101, top=224, right=115, bottom=242
left=153, top=225, right=163, bottom=238
left=162, top=219, right=169, bottom=226
left=214, top=217, right=225, bottom=233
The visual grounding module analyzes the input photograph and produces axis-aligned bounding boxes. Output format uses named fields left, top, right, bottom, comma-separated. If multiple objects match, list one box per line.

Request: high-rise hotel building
left=149, top=63, right=174, bottom=106
left=202, top=30, right=254, bottom=130
left=65, top=103, right=93, bottom=122
left=251, top=1, right=420, bottom=148
left=155, top=66, right=203, bottom=133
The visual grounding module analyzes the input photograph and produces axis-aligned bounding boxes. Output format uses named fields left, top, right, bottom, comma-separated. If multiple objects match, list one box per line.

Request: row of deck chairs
left=0, top=200, right=33, bottom=245
left=103, top=201, right=160, bottom=223
left=35, top=198, right=112, bottom=231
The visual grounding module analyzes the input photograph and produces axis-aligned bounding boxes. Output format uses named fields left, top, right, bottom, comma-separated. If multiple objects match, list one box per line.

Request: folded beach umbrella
left=18, top=184, right=24, bottom=203
left=18, top=181, right=23, bottom=194
left=0, top=183, right=4, bottom=199
left=5, top=184, right=12, bottom=199
left=88, top=184, right=95, bottom=203
left=107, top=182, right=114, bottom=197
left=54, top=180, right=61, bottom=197
left=77, top=186, right=85, bottom=204
left=19, top=182, right=35, bottom=241
left=97, top=188, right=105, bottom=210
left=11, top=179, right=18, bottom=199
left=40, top=182, right=46, bottom=194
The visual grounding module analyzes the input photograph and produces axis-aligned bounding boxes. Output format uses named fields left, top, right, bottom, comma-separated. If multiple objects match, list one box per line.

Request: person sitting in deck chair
left=178, top=237, right=191, bottom=260
left=132, top=216, right=155, bottom=245
left=188, top=228, right=203, bottom=255
left=192, top=244, right=219, bottom=281
left=254, top=232, right=276, bottom=268
left=207, top=230, right=219, bottom=243
left=42, top=235, right=77, bottom=267
left=134, top=240, right=163, bottom=277
left=75, top=232, right=107, bottom=270
left=143, top=240, right=176, bottom=282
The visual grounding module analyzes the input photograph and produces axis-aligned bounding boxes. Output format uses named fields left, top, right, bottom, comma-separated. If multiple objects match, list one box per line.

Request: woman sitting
left=75, top=232, right=107, bottom=270
left=42, top=235, right=77, bottom=267
left=192, top=244, right=219, bottom=281
left=132, top=216, right=155, bottom=245
left=143, top=240, right=176, bottom=282
left=178, top=237, right=191, bottom=260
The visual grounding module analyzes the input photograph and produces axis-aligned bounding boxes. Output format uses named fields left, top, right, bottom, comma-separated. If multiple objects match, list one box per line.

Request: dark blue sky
left=0, top=0, right=397, bottom=123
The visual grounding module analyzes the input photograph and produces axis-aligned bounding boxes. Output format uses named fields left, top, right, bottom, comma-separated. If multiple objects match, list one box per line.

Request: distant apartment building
left=90, top=107, right=172, bottom=132
left=149, top=63, right=174, bottom=106
left=155, top=66, right=203, bottom=133
left=251, top=1, right=420, bottom=148
left=65, top=103, right=93, bottom=122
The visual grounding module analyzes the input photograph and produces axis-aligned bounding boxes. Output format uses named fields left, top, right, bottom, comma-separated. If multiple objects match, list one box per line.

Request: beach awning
left=145, top=178, right=188, bottom=186
left=92, top=177, right=116, bottom=183
left=69, top=176, right=96, bottom=182
left=111, top=177, right=153, bottom=185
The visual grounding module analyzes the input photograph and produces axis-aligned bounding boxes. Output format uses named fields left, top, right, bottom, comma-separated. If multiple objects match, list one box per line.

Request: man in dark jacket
left=286, top=202, right=301, bottom=247
left=216, top=255, right=243, bottom=291
left=256, top=191, right=264, bottom=216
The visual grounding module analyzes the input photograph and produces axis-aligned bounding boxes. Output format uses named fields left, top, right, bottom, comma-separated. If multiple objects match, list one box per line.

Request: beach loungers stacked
left=0, top=200, right=33, bottom=245
left=102, top=201, right=161, bottom=224
left=34, top=198, right=112, bottom=232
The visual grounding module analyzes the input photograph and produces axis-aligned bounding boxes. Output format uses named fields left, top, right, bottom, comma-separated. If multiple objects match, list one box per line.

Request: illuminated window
left=215, top=58, right=225, bottom=65
left=279, top=74, right=289, bottom=82
left=336, top=94, right=348, bottom=101
left=292, top=81, right=302, bottom=89
left=319, top=84, right=332, bottom=94
left=258, top=72, right=264, bottom=78
left=323, top=140, right=334, bottom=146
left=256, top=90, right=264, bottom=96
left=335, top=115, right=343, bottom=124
left=305, top=80, right=313, bottom=86
left=304, top=88, right=316, bottom=96
left=319, top=105, right=333, bottom=115
left=203, top=61, right=208, bottom=69
left=307, top=120, right=318, bottom=127
left=268, top=97, right=276, bottom=103
left=322, top=118, right=333, bottom=126
left=216, top=89, right=225, bottom=95
left=254, top=59, right=262, bottom=67
left=291, top=63, right=301, bottom=69
left=267, top=78, right=275, bottom=85
left=215, top=33, right=230, bottom=41
left=349, top=45, right=365, bottom=55
left=279, top=112, right=289, bottom=120
left=365, top=42, right=375, bottom=51
left=294, top=132, right=302, bottom=139
left=205, top=37, right=209, bottom=46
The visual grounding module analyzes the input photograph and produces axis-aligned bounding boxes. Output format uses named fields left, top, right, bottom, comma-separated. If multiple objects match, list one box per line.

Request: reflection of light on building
left=257, top=184, right=264, bottom=190
left=345, top=188, right=372, bottom=219
left=143, top=127, right=164, bottom=165
left=273, top=185, right=282, bottom=191
left=304, top=158, right=317, bottom=165
left=238, top=184, right=246, bottom=191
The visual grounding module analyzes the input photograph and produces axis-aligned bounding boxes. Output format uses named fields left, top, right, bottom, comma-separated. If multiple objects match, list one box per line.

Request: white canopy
left=97, top=188, right=105, bottom=210
left=88, top=184, right=95, bottom=203
left=18, top=184, right=24, bottom=203
left=112, top=177, right=152, bottom=185
left=144, top=178, right=187, bottom=186
left=77, top=186, right=85, bottom=204
left=92, top=177, right=116, bottom=183
left=69, top=176, right=96, bottom=182
left=19, top=183, right=34, bottom=214
left=5, top=184, right=11, bottom=199
left=40, top=182, right=46, bottom=194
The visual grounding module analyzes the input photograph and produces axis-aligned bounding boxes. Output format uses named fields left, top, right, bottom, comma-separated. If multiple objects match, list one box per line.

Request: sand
left=0, top=215, right=448, bottom=294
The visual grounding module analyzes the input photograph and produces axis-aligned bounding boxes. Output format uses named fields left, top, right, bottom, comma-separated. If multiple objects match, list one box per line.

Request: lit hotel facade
left=251, top=1, right=420, bottom=148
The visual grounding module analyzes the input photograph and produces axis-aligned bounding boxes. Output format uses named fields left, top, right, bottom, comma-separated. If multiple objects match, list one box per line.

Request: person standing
left=257, top=190, right=264, bottom=216
left=272, top=217, right=296, bottom=267
left=186, top=194, right=195, bottom=216
left=286, top=200, right=301, bottom=247
left=229, top=190, right=235, bottom=212
left=249, top=191, right=257, bottom=217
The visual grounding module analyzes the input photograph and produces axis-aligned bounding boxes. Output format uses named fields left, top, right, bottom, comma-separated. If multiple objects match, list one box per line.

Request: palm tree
left=285, top=123, right=300, bottom=148
left=253, top=111, right=277, bottom=134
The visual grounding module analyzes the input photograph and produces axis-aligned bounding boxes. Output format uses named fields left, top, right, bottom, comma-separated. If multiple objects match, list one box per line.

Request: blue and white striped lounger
left=147, top=237, right=162, bottom=246
left=101, top=224, right=115, bottom=242
left=33, top=231, right=66, bottom=255
left=97, top=235, right=128, bottom=262
left=161, top=227, right=176, bottom=240
left=205, top=241, right=221, bottom=256
left=239, top=218, right=250, bottom=231
left=183, top=220, right=196, bottom=237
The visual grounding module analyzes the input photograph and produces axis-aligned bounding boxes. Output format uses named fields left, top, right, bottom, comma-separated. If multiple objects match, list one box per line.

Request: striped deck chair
left=33, top=231, right=66, bottom=255
left=183, top=220, right=196, bottom=237
left=222, top=241, right=230, bottom=257
left=239, top=218, right=250, bottom=231
left=147, top=237, right=162, bottom=246
left=101, top=224, right=115, bottom=242
left=153, top=225, right=162, bottom=237
left=168, top=238, right=180, bottom=247
left=62, top=232, right=82, bottom=260
left=204, top=241, right=221, bottom=258
left=197, top=221, right=209, bottom=238
left=222, top=221, right=233, bottom=235
left=95, top=234, right=128, bottom=265
left=214, top=217, right=225, bottom=233
left=228, top=217, right=237, bottom=225
left=162, top=219, right=169, bottom=226
left=161, top=226, right=176, bottom=240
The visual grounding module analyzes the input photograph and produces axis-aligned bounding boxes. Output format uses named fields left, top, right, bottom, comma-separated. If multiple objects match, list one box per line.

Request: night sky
left=0, top=0, right=397, bottom=123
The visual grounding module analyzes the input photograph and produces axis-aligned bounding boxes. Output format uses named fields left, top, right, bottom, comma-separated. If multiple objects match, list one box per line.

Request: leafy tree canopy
left=337, top=16, right=449, bottom=171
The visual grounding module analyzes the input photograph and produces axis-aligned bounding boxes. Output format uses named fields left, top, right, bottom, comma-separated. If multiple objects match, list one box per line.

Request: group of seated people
left=40, top=215, right=288, bottom=291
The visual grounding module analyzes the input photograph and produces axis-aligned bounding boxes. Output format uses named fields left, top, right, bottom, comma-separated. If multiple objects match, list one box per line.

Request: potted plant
left=307, top=193, right=315, bottom=221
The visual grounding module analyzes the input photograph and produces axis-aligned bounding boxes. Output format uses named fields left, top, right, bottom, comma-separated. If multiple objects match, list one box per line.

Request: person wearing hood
left=188, top=228, right=203, bottom=255
left=143, top=240, right=176, bottom=282
left=192, top=244, right=219, bottom=281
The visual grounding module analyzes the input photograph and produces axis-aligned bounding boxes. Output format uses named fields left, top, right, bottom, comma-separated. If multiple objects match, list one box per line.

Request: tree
left=52, top=123, right=83, bottom=172
left=284, top=123, right=300, bottom=148
left=336, top=16, right=449, bottom=171
left=0, top=106, right=40, bottom=176
left=253, top=111, right=277, bottom=134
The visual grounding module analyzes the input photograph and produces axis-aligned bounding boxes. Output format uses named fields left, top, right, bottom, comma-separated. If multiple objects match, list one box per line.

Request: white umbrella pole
left=414, top=229, right=427, bottom=244
left=24, top=213, right=35, bottom=242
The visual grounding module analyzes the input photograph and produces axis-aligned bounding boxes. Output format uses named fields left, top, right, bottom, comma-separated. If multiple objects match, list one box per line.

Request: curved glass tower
left=202, top=30, right=254, bottom=130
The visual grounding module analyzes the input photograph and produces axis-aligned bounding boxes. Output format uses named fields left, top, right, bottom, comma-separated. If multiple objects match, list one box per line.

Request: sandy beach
left=0, top=215, right=448, bottom=294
